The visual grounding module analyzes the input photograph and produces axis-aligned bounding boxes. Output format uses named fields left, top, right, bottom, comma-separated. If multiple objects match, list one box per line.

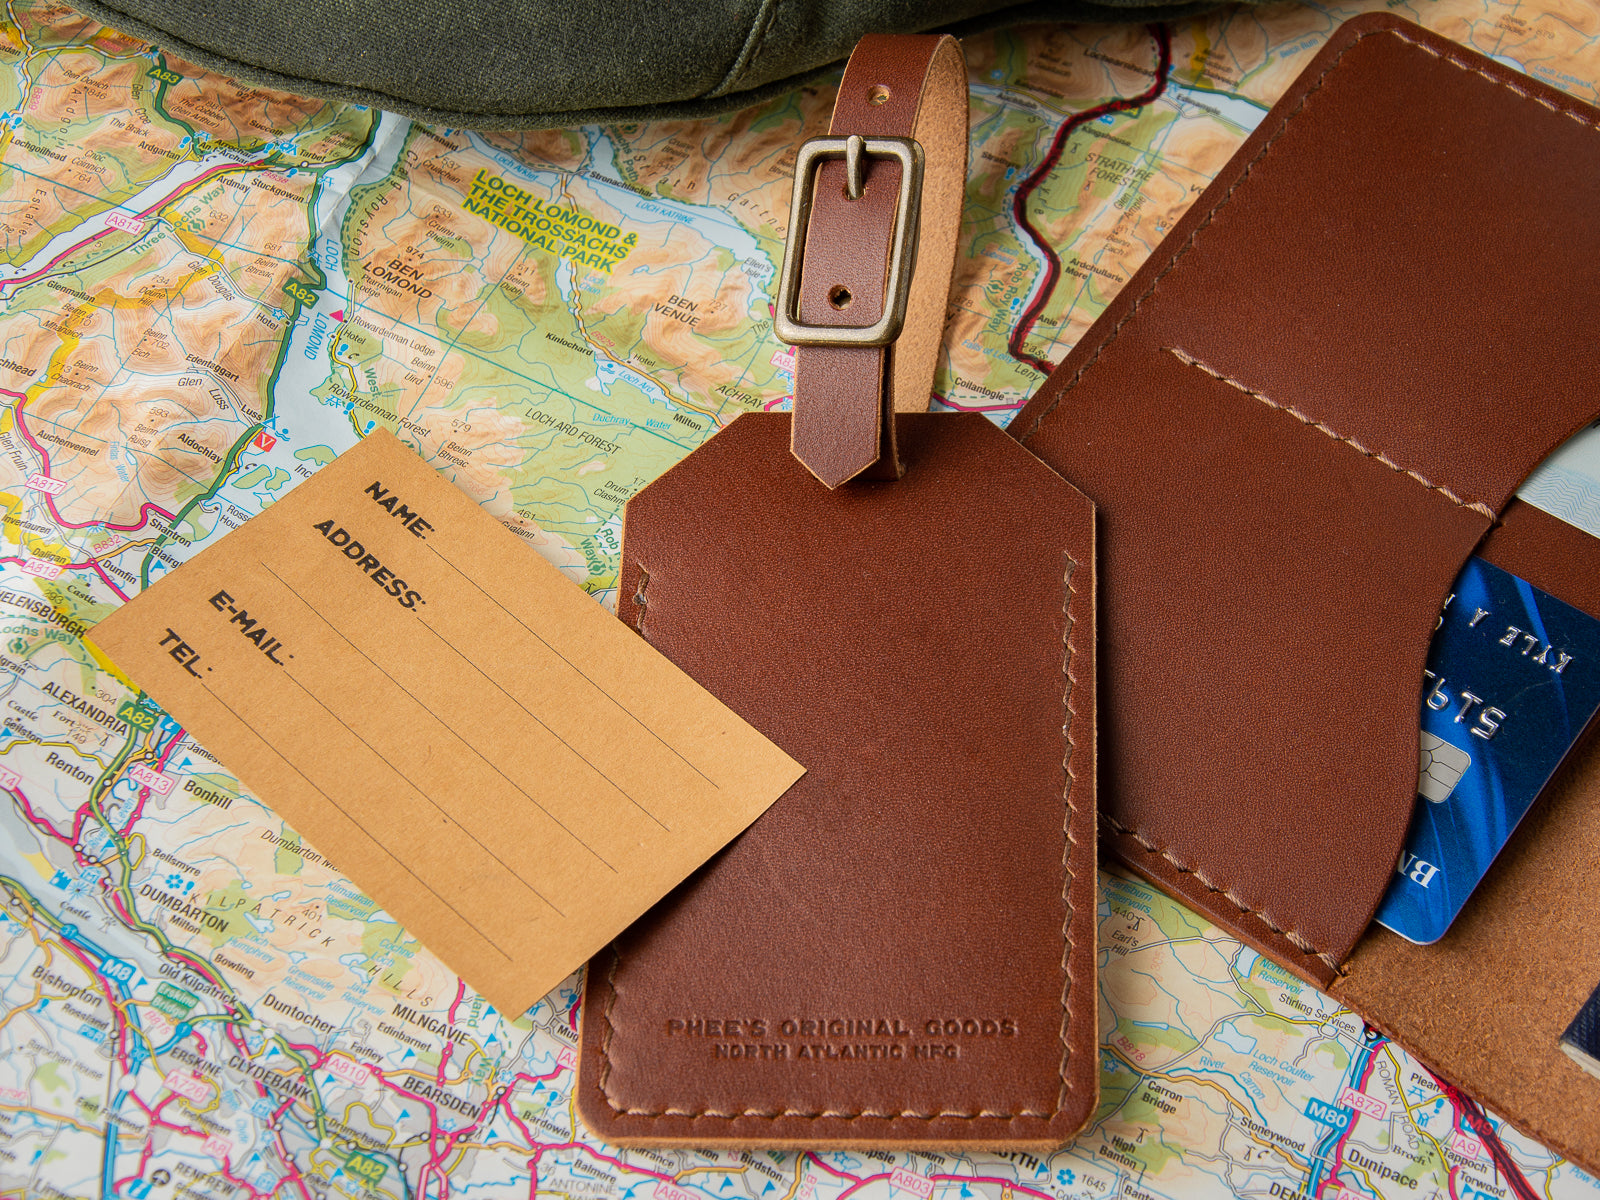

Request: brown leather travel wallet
left=574, top=412, right=1098, bottom=1148
left=1011, top=12, right=1600, bottom=1168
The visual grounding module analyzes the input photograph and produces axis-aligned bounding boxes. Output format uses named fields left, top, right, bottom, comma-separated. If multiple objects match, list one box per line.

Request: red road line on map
left=499, top=1091, right=537, bottom=1145
left=282, top=1039, right=323, bottom=1062
left=934, top=392, right=1020, bottom=414
left=1327, top=1048, right=1538, bottom=1200
left=1007, top=25, right=1172, bottom=376
left=0, top=162, right=241, bottom=296
left=111, top=884, right=232, bottom=1009
left=4, top=386, right=179, bottom=539
left=119, top=737, right=181, bottom=831
left=563, top=1143, right=668, bottom=1182
left=939, top=1177, right=1054, bottom=1200
left=221, top=1052, right=309, bottom=1198
left=806, top=1153, right=859, bottom=1182
left=128, top=1093, right=200, bottom=1141
left=1435, top=1077, right=1539, bottom=1200
left=378, top=1068, right=448, bottom=1149
left=3, top=391, right=56, bottom=471
left=112, top=1136, right=155, bottom=1194
left=446, top=979, right=466, bottom=1025
left=13, top=796, right=138, bottom=1085
left=524, top=1145, right=652, bottom=1200
left=418, top=1080, right=452, bottom=1197
left=425, top=1075, right=526, bottom=1198
left=90, top=560, right=131, bottom=600
left=829, top=1170, right=1055, bottom=1200
left=267, top=1115, right=312, bottom=1200
left=835, top=1172, right=891, bottom=1200
left=134, top=1091, right=190, bottom=1135
left=118, top=789, right=149, bottom=833
left=492, top=1065, right=565, bottom=1154
left=53, top=499, right=177, bottom=533
left=1322, top=1049, right=1378, bottom=1195
left=9, top=784, right=72, bottom=846
left=439, top=978, right=466, bottom=1085
left=219, top=1156, right=271, bottom=1200
left=49, top=916, right=138, bottom=1078
left=55, top=933, right=119, bottom=1019
left=0, top=554, right=93, bottom=571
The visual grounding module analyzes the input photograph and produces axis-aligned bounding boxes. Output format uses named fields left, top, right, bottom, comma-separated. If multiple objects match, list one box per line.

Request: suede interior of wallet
left=1334, top=502, right=1600, bottom=1168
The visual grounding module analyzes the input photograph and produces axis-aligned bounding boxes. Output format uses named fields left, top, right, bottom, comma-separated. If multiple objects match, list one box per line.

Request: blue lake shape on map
left=1216, top=1022, right=1258, bottom=1056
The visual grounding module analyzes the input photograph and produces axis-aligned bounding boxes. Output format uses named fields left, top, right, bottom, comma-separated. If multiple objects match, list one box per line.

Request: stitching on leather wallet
left=1102, top=814, right=1341, bottom=971
left=593, top=560, right=1081, bottom=1122
left=1400, top=29, right=1600, bottom=126
left=1165, top=346, right=1496, bottom=517
left=1014, top=25, right=1597, bottom=447
left=1056, top=550, right=1081, bottom=1112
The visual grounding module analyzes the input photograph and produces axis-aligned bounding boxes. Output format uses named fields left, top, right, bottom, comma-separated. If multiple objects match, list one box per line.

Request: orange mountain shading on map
left=0, top=0, right=1598, bottom=1197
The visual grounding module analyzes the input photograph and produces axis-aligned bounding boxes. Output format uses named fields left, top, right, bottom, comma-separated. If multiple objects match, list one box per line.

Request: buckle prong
left=844, top=133, right=865, bottom=201
left=774, top=135, right=924, bottom=348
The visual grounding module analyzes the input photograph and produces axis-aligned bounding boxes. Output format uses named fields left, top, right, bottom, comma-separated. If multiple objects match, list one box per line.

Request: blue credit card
left=1375, top=556, right=1600, bottom=944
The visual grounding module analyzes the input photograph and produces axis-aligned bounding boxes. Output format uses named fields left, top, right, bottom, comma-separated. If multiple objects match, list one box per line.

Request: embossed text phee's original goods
left=663, top=1013, right=1021, bottom=1062
left=87, top=430, right=804, bottom=1016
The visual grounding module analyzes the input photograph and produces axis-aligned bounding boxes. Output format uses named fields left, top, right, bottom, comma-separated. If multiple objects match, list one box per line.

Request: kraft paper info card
left=88, top=429, right=805, bottom=1016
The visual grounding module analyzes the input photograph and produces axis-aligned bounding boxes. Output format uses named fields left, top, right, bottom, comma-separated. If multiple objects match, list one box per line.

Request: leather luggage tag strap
left=778, top=34, right=968, bottom=487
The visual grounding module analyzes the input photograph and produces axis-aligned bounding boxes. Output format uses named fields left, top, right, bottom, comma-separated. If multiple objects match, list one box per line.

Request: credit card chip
left=1418, top=731, right=1471, bottom=803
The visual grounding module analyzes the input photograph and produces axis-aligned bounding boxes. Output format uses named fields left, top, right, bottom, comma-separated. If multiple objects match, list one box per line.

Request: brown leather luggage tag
left=575, top=35, right=1100, bottom=1149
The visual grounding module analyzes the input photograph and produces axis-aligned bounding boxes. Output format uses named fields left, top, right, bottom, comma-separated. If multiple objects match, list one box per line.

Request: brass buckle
left=774, top=134, right=924, bottom=348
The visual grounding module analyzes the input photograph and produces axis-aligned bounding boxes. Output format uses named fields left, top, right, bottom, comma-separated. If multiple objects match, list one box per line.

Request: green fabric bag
left=63, top=0, right=1241, bottom=128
